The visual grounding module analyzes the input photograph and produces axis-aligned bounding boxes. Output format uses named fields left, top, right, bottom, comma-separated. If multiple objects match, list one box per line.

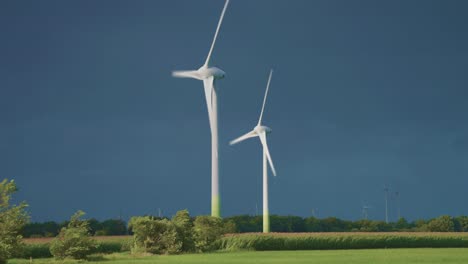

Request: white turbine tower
left=172, top=0, right=230, bottom=218
left=230, top=70, right=277, bottom=233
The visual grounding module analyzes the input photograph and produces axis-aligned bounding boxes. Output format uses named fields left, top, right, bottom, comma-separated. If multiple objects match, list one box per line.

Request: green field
left=9, top=248, right=468, bottom=264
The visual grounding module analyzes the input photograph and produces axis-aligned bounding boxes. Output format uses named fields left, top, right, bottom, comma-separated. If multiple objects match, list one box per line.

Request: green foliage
left=22, top=222, right=59, bottom=238
left=0, top=179, right=29, bottom=264
left=454, top=216, right=468, bottom=232
left=427, top=215, right=455, bottom=232
left=94, top=241, right=125, bottom=254
left=223, top=215, right=261, bottom=233
left=171, top=210, right=195, bottom=252
left=130, top=211, right=234, bottom=255
left=193, top=216, right=225, bottom=252
left=216, top=233, right=468, bottom=251
left=23, top=218, right=127, bottom=238
left=129, top=216, right=181, bottom=254
left=270, top=215, right=306, bottom=232
left=14, top=239, right=132, bottom=259
left=49, top=210, right=97, bottom=260
left=15, top=243, right=51, bottom=259
left=320, top=217, right=352, bottom=232
left=396, top=218, right=411, bottom=230
left=100, top=219, right=127, bottom=236
left=304, top=217, right=322, bottom=232
left=223, top=219, right=238, bottom=234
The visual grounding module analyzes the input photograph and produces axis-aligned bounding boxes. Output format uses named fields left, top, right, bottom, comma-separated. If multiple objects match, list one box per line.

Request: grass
left=9, top=248, right=468, bottom=264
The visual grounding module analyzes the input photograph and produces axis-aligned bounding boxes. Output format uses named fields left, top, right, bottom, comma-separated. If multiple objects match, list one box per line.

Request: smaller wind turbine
left=361, top=204, right=372, bottom=220
left=230, top=69, right=276, bottom=233
left=311, top=208, right=317, bottom=218
left=384, top=186, right=389, bottom=223
left=395, top=191, right=401, bottom=220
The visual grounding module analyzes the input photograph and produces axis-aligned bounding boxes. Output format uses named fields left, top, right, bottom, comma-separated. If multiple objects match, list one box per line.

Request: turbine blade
left=230, top=130, right=257, bottom=145
left=258, top=69, right=273, bottom=126
left=258, top=131, right=276, bottom=176
left=203, top=76, right=215, bottom=133
left=172, top=70, right=202, bottom=80
left=204, top=0, right=230, bottom=66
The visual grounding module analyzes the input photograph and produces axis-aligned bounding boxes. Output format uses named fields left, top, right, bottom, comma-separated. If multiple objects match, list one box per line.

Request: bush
left=193, top=216, right=225, bottom=252
left=0, top=179, right=29, bottom=264
left=129, top=216, right=181, bottom=254
left=49, top=211, right=97, bottom=260
left=130, top=211, right=232, bottom=255
left=172, top=210, right=195, bottom=252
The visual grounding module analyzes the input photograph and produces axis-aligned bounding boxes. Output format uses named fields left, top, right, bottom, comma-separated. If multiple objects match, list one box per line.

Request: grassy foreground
left=9, top=248, right=468, bottom=264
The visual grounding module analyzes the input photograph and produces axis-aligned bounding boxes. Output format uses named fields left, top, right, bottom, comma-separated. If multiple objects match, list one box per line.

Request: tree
left=99, top=219, right=127, bottom=236
left=455, top=216, right=468, bottom=232
left=270, top=215, right=305, bottom=232
left=426, top=215, right=455, bottom=232
left=0, top=179, right=29, bottom=264
left=395, top=217, right=410, bottom=230
left=49, top=211, right=97, bottom=260
left=87, top=218, right=102, bottom=235
left=304, top=217, right=322, bottom=232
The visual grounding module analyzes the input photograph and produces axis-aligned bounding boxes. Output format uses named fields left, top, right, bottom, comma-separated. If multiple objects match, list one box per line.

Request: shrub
left=129, top=216, right=181, bottom=254
left=172, top=210, right=195, bottom=252
left=49, top=211, right=97, bottom=260
left=193, top=216, right=225, bottom=252
left=0, top=179, right=29, bottom=264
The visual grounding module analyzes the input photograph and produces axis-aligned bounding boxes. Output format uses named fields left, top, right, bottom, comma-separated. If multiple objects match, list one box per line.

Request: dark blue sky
left=1, top=0, right=467, bottom=222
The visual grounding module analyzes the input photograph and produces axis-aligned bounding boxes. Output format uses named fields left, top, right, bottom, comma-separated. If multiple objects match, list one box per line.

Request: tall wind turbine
left=172, top=0, right=230, bottom=218
left=230, top=70, right=277, bottom=233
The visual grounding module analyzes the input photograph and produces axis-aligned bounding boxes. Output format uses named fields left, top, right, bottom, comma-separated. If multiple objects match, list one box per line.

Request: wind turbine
left=230, top=70, right=277, bottom=233
left=395, top=191, right=401, bottom=220
left=384, top=186, right=389, bottom=223
left=172, top=0, right=230, bottom=218
left=361, top=204, right=372, bottom=220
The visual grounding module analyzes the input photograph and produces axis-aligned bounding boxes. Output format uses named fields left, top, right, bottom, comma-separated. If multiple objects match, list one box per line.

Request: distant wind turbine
left=384, top=186, right=389, bottom=223
left=361, top=204, right=372, bottom=220
left=395, top=191, right=401, bottom=220
left=172, top=0, right=230, bottom=218
left=230, top=70, right=277, bottom=233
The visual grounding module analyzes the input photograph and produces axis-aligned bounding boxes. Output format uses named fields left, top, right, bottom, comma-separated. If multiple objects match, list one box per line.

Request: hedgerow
left=215, top=233, right=468, bottom=251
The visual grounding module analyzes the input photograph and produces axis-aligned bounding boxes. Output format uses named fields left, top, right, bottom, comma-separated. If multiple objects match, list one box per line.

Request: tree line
left=23, top=218, right=127, bottom=238
left=22, top=214, right=468, bottom=238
